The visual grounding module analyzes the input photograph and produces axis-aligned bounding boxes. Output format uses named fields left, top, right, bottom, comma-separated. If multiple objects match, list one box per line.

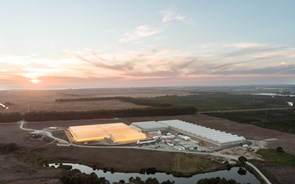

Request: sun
left=30, top=79, right=41, bottom=84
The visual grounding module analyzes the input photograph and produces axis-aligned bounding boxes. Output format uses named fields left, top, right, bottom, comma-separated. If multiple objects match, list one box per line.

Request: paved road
left=18, top=120, right=271, bottom=184
left=200, top=107, right=293, bottom=113
left=19, top=121, right=69, bottom=144
left=246, top=162, right=272, bottom=184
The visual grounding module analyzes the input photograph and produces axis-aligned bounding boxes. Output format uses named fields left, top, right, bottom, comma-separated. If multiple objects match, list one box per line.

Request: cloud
left=160, top=9, right=186, bottom=23
left=1, top=42, right=294, bottom=88
left=70, top=43, right=295, bottom=79
left=229, top=42, right=267, bottom=49
left=119, top=25, right=162, bottom=43
left=119, top=9, right=188, bottom=43
left=184, top=45, right=295, bottom=77
left=212, top=64, right=295, bottom=75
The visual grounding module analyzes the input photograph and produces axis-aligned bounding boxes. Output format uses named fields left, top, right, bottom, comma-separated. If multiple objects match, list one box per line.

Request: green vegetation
left=0, top=143, right=19, bottom=154
left=56, top=94, right=294, bottom=111
left=197, top=177, right=243, bottom=184
left=23, top=106, right=197, bottom=122
left=0, top=106, right=196, bottom=123
left=60, top=169, right=175, bottom=184
left=0, top=112, right=22, bottom=123
left=58, top=163, right=73, bottom=170
left=171, top=153, right=211, bottom=174
left=61, top=169, right=110, bottom=184
left=56, top=96, right=172, bottom=107
left=256, top=149, right=295, bottom=166
left=30, top=153, right=50, bottom=166
left=238, top=156, right=247, bottom=164
left=147, top=94, right=293, bottom=111
left=139, top=167, right=157, bottom=174
left=2, top=93, right=293, bottom=129
left=1, top=96, right=201, bottom=123
left=206, top=109, right=295, bottom=134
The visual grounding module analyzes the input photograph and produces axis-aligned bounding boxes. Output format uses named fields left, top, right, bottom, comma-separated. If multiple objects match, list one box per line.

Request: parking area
left=137, top=130, right=214, bottom=153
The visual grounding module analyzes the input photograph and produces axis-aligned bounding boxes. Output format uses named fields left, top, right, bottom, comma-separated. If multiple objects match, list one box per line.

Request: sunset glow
left=0, top=0, right=294, bottom=89
left=30, top=79, right=41, bottom=84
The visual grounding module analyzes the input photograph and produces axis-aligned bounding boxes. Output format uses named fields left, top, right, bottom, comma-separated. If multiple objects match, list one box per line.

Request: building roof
left=158, top=120, right=245, bottom=146
left=131, top=121, right=169, bottom=131
left=69, top=122, right=146, bottom=143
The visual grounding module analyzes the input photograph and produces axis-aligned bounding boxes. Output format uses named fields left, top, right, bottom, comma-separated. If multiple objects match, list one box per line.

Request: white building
left=158, top=120, right=245, bottom=147
left=131, top=121, right=169, bottom=132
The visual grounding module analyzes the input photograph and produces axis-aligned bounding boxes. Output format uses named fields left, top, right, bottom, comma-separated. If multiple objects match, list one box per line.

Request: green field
left=147, top=94, right=293, bottom=111
left=206, top=109, right=295, bottom=134
left=256, top=149, right=295, bottom=166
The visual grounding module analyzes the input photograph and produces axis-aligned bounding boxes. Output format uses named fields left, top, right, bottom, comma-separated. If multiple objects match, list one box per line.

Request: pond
left=49, top=163, right=260, bottom=184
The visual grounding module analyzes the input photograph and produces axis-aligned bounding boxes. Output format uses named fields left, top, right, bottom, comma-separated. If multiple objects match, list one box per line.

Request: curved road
left=19, top=121, right=69, bottom=144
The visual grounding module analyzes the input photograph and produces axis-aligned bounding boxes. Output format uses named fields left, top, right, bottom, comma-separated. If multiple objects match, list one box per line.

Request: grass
left=170, top=153, right=211, bottom=173
left=206, top=109, right=295, bottom=134
left=256, top=149, right=295, bottom=166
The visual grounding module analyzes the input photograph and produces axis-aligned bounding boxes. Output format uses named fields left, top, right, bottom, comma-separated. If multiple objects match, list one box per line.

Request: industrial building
left=68, top=123, right=147, bottom=144
left=131, top=119, right=246, bottom=147
left=159, top=120, right=246, bottom=147
left=131, top=121, right=169, bottom=132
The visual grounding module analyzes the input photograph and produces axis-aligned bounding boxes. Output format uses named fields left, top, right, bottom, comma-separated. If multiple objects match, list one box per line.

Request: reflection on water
left=49, top=163, right=259, bottom=184
left=251, top=93, right=295, bottom=97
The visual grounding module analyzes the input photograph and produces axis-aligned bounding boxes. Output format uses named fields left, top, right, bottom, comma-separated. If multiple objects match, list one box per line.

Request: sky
left=0, top=0, right=294, bottom=89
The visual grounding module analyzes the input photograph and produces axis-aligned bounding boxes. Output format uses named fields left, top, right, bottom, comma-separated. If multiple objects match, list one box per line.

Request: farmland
left=147, top=94, right=294, bottom=111
left=205, top=109, right=295, bottom=134
left=0, top=86, right=295, bottom=184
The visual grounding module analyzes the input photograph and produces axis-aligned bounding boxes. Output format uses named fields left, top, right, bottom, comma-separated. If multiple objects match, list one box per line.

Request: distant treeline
left=0, top=106, right=197, bottom=122
left=206, top=109, right=295, bottom=134
left=55, top=96, right=172, bottom=107
left=0, top=112, right=22, bottom=123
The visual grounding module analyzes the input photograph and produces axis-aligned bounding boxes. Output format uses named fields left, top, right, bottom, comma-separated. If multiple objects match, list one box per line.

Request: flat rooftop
left=68, top=122, right=147, bottom=143
left=131, top=121, right=169, bottom=131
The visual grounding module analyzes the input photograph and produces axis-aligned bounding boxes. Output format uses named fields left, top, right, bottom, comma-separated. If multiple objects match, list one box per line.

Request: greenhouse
left=68, top=123, right=147, bottom=144
left=158, top=120, right=245, bottom=147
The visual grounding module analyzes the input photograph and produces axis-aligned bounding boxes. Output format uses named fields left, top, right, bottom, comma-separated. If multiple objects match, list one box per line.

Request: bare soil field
left=0, top=152, right=62, bottom=184
left=0, top=89, right=160, bottom=113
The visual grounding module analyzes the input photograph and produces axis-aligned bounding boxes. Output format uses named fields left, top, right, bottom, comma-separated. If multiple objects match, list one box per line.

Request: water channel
left=49, top=163, right=260, bottom=184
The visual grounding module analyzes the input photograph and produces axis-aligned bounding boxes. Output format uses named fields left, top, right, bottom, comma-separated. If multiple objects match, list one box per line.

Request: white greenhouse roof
left=131, top=121, right=169, bottom=131
left=158, top=119, right=245, bottom=146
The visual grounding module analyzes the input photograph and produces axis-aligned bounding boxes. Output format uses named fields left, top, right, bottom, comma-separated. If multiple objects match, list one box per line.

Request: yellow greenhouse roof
left=68, top=122, right=146, bottom=143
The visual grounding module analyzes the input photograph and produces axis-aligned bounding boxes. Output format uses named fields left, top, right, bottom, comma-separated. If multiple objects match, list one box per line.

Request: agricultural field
left=256, top=148, right=295, bottom=166
left=206, top=109, right=295, bottom=134
left=1, top=89, right=294, bottom=135
left=0, top=88, right=189, bottom=113
left=147, top=94, right=294, bottom=111
left=1, top=88, right=294, bottom=113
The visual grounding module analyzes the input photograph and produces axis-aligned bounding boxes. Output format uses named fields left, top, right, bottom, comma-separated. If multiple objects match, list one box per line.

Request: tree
left=276, top=146, right=285, bottom=153
left=197, top=177, right=240, bottom=184
left=161, top=180, right=175, bottom=184
left=129, top=176, right=144, bottom=184
left=145, top=178, right=159, bottom=184
left=0, top=143, right=19, bottom=154
left=238, top=156, right=247, bottom=164
left=237, top=167, right=247, bottom=175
